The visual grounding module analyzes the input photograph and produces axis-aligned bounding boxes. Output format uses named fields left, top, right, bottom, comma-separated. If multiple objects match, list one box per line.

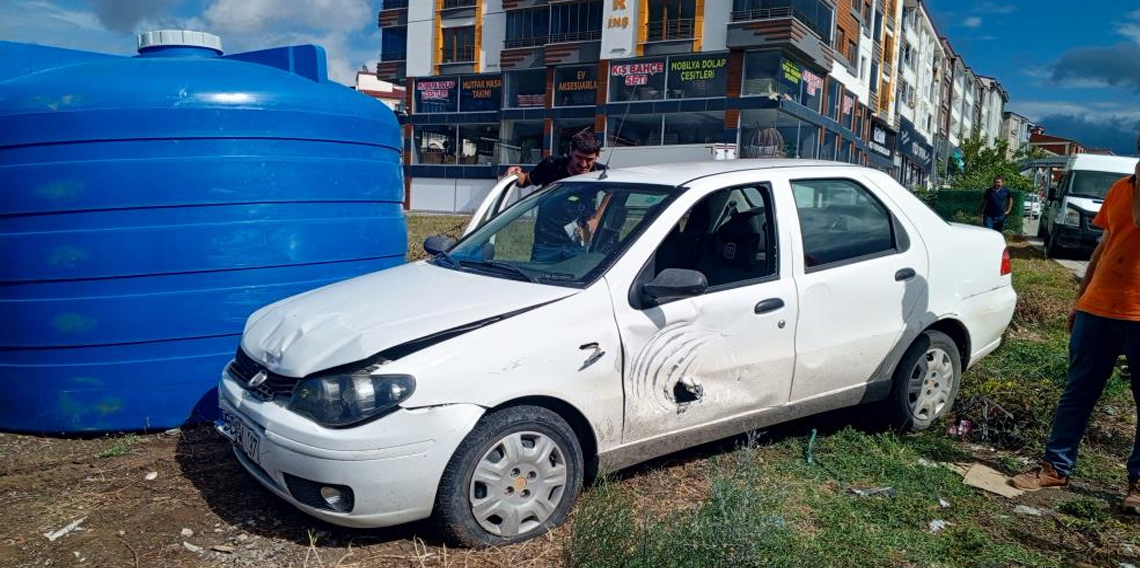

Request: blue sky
left=926, top=0, right=1139, bottom=156
left=1, top=0, right=1136, bottom=155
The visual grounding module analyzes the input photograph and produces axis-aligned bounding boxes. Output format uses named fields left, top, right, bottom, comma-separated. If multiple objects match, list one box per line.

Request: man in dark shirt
left=503, top=132, right=609, bottom=263
left=980, top=176, right=1013, bottom=232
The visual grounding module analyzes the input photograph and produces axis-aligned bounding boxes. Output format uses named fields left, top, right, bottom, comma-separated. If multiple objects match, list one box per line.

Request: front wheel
left=886, top=330, right=962, bottom=432
left=434, top=405, right=584, bottom=547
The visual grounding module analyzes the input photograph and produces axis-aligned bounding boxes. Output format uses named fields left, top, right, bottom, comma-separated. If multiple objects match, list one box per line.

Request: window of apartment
left=501, top=120, right=546, bottom=164
left=664, top=111, right=724, bottom=145
left=733, top=0, right=833, bottom=43
left=381, top=26, right=407, bottom=61
left=504, top=69, right=546, bottom=108
left=505, top=8, right=549, bottom=48
left=859, top=56, right=868, bottom=81
left=647, top=0, right=697, bottom=42
left=835, top=28, right=847, bottom=59
left=458, top=124, right=500, bottom=164
left=554, top=65, right=598, bottom=106
left=550, top=0, right=603, bottom=43
left=553, top=120, right=595, bottom=154
left=415, top=125, right=458, bottom=164
left=608, top=114, right=664, bottom=146
left=609, top=58, right=667, bottom=102
left=442, top=26, right=475, bottom=63
left=873, top=9, right=883, bottom=40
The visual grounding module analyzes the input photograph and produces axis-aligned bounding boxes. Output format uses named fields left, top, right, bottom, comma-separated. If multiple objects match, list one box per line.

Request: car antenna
left=598, top=83, right=638, bottom=180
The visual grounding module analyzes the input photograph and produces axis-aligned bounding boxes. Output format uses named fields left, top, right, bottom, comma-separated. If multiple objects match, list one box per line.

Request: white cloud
left=22, top=0, right=103, bottom=31
left=963, top=16, right=983, bottom=28
left=204, top=0, right=371, bottom=36
left=1117, top=9, right=1140, bottom=44
left=1009, top=100, right=1140, bottom=124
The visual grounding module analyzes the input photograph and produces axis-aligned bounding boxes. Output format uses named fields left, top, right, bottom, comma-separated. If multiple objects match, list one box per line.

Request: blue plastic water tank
left=0, top=31, right=407, bottom=434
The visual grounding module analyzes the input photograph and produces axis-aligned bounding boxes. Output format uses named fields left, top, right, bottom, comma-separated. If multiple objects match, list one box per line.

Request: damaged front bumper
left=216, top=370, right=484, bottom=528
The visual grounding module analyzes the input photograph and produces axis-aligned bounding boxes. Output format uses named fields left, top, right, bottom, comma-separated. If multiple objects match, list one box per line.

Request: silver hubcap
left=908, top=347, right=955, bottom=421
left=469, top=431, right=567, bottom=537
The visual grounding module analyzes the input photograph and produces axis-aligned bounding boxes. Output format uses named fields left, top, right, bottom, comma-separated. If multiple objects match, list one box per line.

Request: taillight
left=1000, top=248, right=1012, bottom=276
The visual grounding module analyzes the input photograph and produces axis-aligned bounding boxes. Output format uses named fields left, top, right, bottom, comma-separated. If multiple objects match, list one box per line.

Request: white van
left=1040, top=154, right=1138, bottom=258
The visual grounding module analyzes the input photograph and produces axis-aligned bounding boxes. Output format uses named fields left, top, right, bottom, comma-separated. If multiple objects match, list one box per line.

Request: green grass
left=96, top=434, right=140, bottom=458
left=563, top=242, right=1138, bottom=568
left=406, top=214, right=469, bottom=261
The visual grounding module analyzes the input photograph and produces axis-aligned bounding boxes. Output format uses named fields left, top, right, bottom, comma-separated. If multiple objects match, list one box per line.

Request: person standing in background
left=981, top=176, right=1013, bottom=232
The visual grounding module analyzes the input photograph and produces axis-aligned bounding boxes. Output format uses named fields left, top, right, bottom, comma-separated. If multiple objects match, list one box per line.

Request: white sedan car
left=217, top=161, right=1015, bottom=547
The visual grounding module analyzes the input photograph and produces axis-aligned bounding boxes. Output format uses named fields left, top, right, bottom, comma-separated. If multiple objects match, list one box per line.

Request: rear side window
left=791, top=179, right=896, bottom=269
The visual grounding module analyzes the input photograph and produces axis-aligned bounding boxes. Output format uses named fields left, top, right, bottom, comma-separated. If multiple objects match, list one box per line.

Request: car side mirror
left=642, top=268, right=708, bottom=303
left=423, top=235, right=456, bottom=256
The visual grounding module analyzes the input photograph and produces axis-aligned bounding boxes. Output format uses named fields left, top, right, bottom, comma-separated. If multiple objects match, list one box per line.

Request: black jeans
left=1044, top=312, right=1140, bottom=483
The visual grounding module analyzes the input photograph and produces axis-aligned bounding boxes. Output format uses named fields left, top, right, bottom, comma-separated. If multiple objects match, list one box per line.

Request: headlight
left=288, top=364, right=415, bottom=428
left=1058, top=205, right=1082, bottom=227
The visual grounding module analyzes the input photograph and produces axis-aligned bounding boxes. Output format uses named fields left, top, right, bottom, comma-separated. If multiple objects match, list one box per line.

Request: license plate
left=217, top=409, right=260, bottom=465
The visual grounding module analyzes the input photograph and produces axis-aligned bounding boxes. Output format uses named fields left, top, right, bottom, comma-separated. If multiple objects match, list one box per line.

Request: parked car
left=1023, top=193, right=1042, bottom=219
left=217, top=161, right=1016, bottom=547
left=1039, top=154, right=1138, bottom=258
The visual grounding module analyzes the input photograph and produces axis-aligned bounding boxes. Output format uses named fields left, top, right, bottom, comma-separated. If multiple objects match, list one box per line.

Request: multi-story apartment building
left=1000, top=111, right=1033, bottom=159
left=894, top=0, right=938, bottom=188
left=377, top=0, right=905, bottom=211
left=375, top=0, right=1007, bottom=207
left=976, top=76, right=1007, bottom=149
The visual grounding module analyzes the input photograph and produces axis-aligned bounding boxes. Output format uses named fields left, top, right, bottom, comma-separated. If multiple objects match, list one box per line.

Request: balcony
left=442, top=0, right=476, bottom=7
left=504, top=35, right=548, bottom=49
left=547, top=29, right=601, bottom=44
left=381, top=0, right=408, bottom=8
left=646, top=18, right=694, bottom=42
left=728, top=5, right=831, bottom=69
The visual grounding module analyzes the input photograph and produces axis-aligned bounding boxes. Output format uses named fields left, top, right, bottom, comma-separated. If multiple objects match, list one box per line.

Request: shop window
left=607, top=114, right=664, bottom=146
left=820, top=130, right=838, bottom=160
left=646, top=0, right=697, bottom=42
left=458, top=124, right=500, bottom=164
left=840, top=90, right=855, bottom=131
left=554, top=65, right=598, bottom=106
left=740, top=109, right=814, bottom=159
left=505, top=69, right=546, bottom=108
left=825, top=79, right=840, bottom=120
left=501, top=120, right=546, bottom=164
left=609, top=58, right=668, bottom=102
left=415, top=125, right=458, bottom=164
left=414, top=78, right=459, bottom=113
left=664, top=111, right=724, bottom=145
left=442, top=27, right=475, bottom=63
left=836, top=138, right=850, bottom=163
left=459, top=75, right=502, bottom=112
left=553, top=120, right=596, bottom=155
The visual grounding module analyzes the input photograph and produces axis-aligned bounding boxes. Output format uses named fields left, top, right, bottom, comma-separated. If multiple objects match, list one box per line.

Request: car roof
left=1066, top=153, right=1139, bottom=174
left=567, top=159, right=861, bottom=187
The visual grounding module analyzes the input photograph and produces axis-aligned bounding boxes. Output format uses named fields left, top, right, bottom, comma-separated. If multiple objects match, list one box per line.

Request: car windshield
left=435, top=181, right=678, bottom=287
left=1068, top=170, right=1128, bottom=199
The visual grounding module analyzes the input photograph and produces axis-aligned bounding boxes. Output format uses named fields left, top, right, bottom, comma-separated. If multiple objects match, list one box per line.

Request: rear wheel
left=434, top=405, right=583, bottom=548
left=887, top=330, right=962, bottom=432
left=1045, top=230, right=1064, bottom=259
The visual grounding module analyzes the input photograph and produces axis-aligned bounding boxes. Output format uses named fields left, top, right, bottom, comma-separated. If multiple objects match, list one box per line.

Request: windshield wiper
left=459, top=260, right=536, bottom=283
left=431, top=250, right=461, bottom=268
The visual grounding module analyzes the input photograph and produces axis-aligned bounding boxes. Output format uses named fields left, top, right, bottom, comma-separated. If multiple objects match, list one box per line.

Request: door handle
left=754, top=298, right=785, bottom=314
left=895, top=268, right=916, bottom=281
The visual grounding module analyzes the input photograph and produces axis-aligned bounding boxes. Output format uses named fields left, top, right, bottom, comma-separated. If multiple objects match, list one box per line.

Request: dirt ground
left=0, top=423, right=714, bottom=568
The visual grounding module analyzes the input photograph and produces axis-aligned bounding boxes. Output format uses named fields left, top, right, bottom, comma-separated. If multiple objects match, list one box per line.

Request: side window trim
left=790, top=176, right=902, bottom=273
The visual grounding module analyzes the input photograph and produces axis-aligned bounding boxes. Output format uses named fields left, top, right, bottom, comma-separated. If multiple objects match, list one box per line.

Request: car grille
left=227, top=348, right=300, bottom=401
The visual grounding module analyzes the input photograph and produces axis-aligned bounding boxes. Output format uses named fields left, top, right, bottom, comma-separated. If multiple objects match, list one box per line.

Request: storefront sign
left=781, top=59, right=802, bottom=85
left=414, top=78, right=458, bottom=113
left=802, top=69, right=823, bottom=96
left=666, top=53, right=728, bottom=98
left=868, top=120, right=896, bottom=159
left=459, top=75, right=502, bottom=112
left=899, top=118, right=933, bottom=170
left=555, top=65, right=598, bottom=106
left=611, top=60, right=665, bottom=86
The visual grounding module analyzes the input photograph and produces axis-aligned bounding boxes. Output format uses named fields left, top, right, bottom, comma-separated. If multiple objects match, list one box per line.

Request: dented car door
left=607, top=182, right=799, bottom=444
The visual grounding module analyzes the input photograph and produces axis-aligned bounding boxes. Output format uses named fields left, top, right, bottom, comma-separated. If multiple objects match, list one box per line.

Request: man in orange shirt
left=1013, top=130, right=1140, bottom=515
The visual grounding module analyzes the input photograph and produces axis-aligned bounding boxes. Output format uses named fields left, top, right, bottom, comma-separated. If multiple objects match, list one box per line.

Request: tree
left=949, top=129, right=1034, bottom=193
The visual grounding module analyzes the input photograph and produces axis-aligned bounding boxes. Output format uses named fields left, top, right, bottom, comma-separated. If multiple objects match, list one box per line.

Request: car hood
left=240, top=262, right=578, bottom=377
left=1064, top=196, right=1102, bottom=214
